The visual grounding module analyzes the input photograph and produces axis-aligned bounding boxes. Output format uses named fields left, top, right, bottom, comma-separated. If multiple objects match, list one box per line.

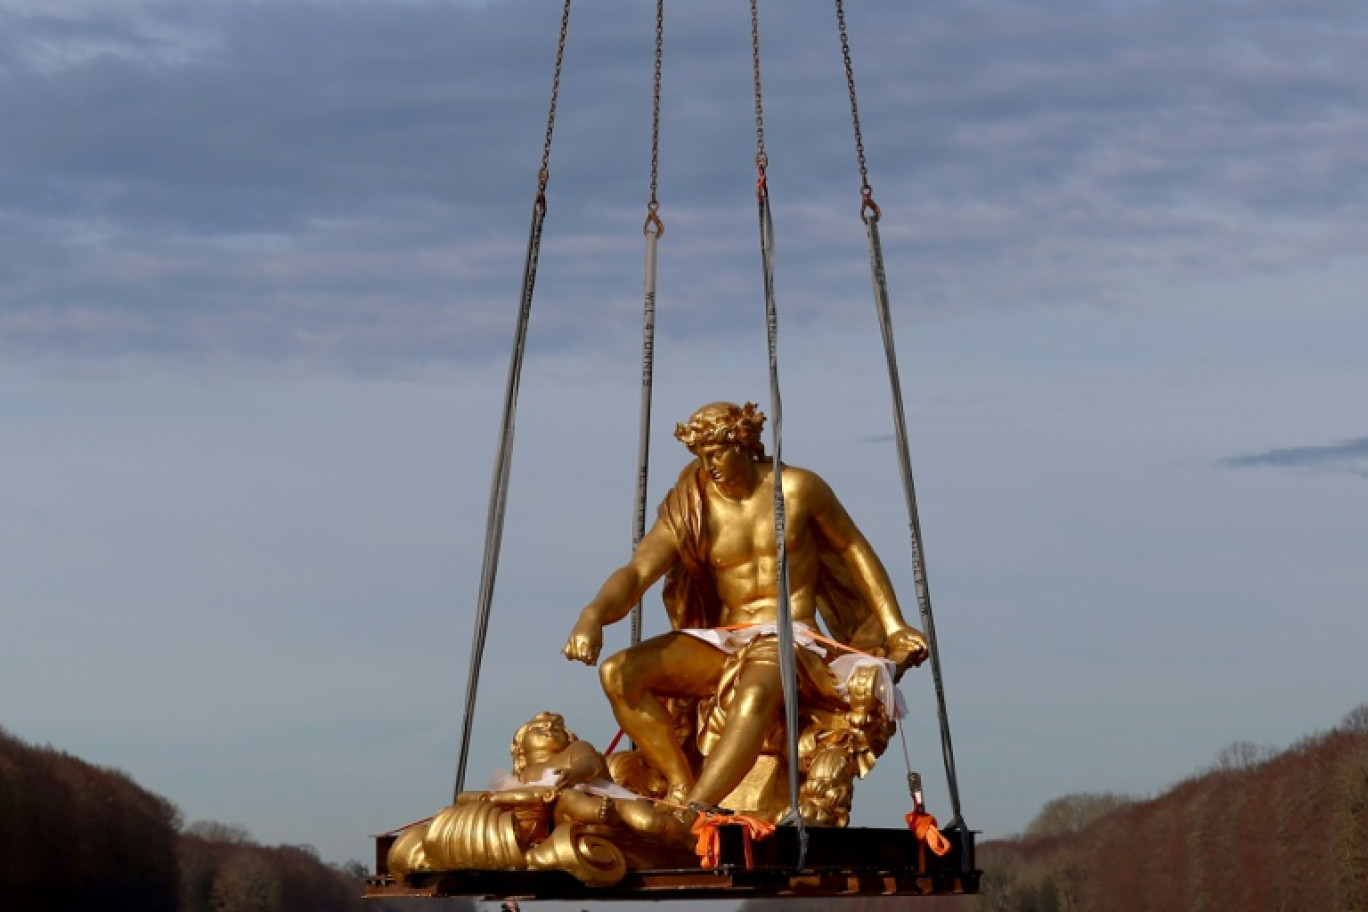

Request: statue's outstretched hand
left=563, top=617, right=603, bottom=666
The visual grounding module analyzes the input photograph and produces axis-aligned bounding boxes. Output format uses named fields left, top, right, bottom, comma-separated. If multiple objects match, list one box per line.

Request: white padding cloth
left=677, top=622, right=906, bottom=719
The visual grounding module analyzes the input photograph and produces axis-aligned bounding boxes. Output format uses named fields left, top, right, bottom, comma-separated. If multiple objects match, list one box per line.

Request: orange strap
left=690, top=813, right=776, bottom=869
left=904, top=810, right=952, bottom=856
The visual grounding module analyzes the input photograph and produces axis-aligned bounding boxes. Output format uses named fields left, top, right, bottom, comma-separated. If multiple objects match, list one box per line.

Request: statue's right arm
left=548, top=740, right=610, bottom=789
left=563, top=519, right=679, bottom=665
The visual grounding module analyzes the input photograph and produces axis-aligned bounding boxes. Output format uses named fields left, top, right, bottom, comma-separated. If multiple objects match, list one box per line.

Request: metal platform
left=366, top=825, right=979, bottom=901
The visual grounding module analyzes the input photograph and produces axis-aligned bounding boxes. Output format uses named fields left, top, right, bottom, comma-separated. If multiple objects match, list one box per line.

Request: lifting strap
left=630, top=0, right=665, bottom=647
left=749, top=0, right=808, bottom=872
left=452, top=0, right=573, bottom=800
left=834, top=0, right=967, bottom=830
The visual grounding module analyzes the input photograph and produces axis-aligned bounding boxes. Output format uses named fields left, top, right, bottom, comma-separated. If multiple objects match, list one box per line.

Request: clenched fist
left=563, top=617, right=604, bottom=665
left=884, top=625, right=929, bottom=670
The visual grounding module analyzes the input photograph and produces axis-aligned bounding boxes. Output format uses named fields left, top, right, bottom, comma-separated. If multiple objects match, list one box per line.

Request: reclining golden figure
left=388, top=713, right=694, bottom=885
left=564, top=401, right=928, bottom=822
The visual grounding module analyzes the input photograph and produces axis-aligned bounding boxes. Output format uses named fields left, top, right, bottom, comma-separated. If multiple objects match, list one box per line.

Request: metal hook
left=860, top=187, right=881, bottom=222
left=643, top=202, right=664, bottom=237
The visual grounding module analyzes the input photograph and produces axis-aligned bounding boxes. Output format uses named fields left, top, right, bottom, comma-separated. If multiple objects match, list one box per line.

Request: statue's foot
left=661, top=784, right=699, bottom=830
left=663, top=811, right=697, bottom=849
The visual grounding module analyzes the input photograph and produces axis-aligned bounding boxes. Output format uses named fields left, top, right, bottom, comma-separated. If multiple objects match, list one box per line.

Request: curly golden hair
left=673, top=402, right=768, bottom=460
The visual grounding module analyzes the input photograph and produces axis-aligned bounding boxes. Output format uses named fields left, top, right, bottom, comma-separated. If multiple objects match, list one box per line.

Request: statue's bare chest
left=704, top=485, right=803, bottom=569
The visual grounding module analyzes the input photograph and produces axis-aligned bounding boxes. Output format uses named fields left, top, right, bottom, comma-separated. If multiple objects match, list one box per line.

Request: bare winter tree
left=1024, top=792, right=1135, bottom=838
left=1340, top=702, right=1368, bottom=733
left=1211, top=740, right=1276, bottom=772
left=211, top=851, right=282, bottom=912
left=186, top=820, right=255, bottom=844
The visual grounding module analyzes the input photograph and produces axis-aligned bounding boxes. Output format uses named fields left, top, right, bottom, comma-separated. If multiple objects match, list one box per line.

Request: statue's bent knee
left=598, top=651, right=631, bottom=700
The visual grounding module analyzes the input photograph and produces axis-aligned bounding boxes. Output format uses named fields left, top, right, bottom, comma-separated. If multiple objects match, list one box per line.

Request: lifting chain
left=835, top=0, right=879, bottom=221
left=536, top=0, right=573, bottom=209
left=643, top=0, right=665, bottom=237
left=749, top=0, right=768, bottom=174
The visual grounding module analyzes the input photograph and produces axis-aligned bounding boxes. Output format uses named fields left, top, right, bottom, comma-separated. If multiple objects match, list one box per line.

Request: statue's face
left=696, top=443, right=751, bottom=490
left=520, top=714, right=570, bottom=762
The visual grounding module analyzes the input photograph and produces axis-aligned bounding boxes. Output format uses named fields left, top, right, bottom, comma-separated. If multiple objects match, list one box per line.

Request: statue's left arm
left=800, top=470, right=929, bottom=667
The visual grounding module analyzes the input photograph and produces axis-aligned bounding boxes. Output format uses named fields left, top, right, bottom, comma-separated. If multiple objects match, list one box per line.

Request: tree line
left=964, top=702, right=1368, bottom=912
left=0, top=725, right=368, bottom=912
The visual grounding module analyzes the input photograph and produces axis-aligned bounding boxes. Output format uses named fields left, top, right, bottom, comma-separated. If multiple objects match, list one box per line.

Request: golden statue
left=564, top=401, right=927, bottom=822
left=388, top=402, right=931, bottom=887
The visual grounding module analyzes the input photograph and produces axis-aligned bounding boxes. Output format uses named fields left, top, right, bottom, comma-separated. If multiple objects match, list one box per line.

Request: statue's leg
left=687, top=659, right=784, bottom=808
left=599, top=633, right=725, bottom=800
left=616, top=798, right=695, bottom=846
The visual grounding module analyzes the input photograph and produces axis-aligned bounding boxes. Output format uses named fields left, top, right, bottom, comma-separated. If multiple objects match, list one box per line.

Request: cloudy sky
left=2, top=0, right=1366, bottom=887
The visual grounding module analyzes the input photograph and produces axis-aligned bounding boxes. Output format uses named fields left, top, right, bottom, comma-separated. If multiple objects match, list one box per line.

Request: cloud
left=1221, top=436, right=1368, bottom=477
left=2, top=0, right=1366, bottom=368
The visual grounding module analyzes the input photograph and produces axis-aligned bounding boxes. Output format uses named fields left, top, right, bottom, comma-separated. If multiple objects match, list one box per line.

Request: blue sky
left=2, top=0, right=1366, bottom=885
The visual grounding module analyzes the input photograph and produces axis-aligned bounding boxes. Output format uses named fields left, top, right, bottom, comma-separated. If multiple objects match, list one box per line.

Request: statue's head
left=510, top=711, right=575, bottom=777
left=674, top=402, right=767, bottom=461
